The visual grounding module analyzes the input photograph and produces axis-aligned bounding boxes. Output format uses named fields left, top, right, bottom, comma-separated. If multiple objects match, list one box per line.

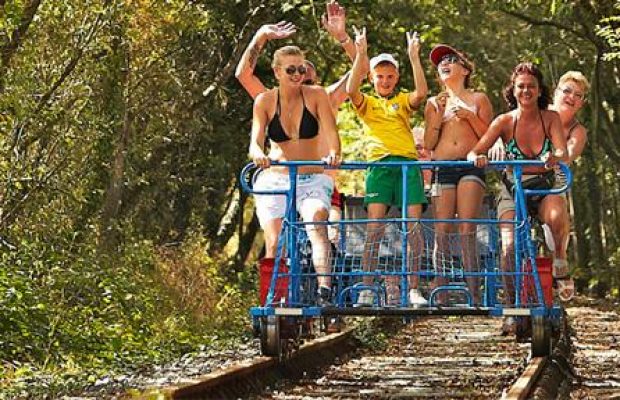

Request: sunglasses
left=558, top=86, right=585, bottom=101
left=438, top=53, right=461, bottom=66
left=283, top=65, right=307, bottom=75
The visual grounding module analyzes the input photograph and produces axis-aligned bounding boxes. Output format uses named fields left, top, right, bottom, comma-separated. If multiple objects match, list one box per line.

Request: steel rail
left=503, top=357, right=548, bottom=399
left=167, top=327, right=355, bottom=399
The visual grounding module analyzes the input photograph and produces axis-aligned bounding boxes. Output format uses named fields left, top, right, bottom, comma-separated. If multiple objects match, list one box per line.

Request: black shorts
left=432, top=165, right=486, bottom=189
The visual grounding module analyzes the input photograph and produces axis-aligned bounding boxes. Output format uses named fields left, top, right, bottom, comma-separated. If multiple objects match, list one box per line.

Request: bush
left=0, top=227, right=254, bottom=396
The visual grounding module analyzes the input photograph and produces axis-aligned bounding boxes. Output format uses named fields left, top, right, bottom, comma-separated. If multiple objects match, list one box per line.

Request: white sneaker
left=409, top=289, right=428, bottom=307
left=355, top=289, right=375, bottom=307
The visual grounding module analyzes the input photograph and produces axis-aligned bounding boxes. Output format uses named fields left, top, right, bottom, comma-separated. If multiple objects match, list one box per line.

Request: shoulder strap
left=275, top=89, right=281, bottom=116
left=512, top=112, right=519, bottom=141
left=300, top=86, right=306, bottom=107
left=567, top=118, right=580, bottom=135
left=539, top=110, right=550, bottom=139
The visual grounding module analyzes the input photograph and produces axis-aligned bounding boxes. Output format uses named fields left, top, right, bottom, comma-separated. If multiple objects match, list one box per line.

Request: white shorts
left=254, top=172, right=334, bottom=225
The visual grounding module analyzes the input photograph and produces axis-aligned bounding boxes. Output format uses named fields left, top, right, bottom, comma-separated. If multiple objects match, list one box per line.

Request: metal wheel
left=260, top=315, right=282, bottom=357
left=531, top=315, right=552, bottom=356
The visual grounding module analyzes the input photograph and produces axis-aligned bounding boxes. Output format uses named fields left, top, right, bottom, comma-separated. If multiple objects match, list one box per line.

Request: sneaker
left=355, top=289, right=375, bottom=307
left=408, top=289, right=428, bottom=307
left=317, top=286, right=331, bottom=307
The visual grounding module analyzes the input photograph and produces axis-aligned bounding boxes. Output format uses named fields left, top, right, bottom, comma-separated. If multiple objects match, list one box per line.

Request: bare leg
left=304, top=207, right=331, bottom=289
left=407, top=204, right=424, bottom=288
left=539, top=195, right=573, bottom=300
left=262, top=218, right=283, bottom=259
left=538, top=195, right=569, bottom=260
left=361, top=203, right=388, bottom=286
left=456, top=181, right=485, bottom=304
left=327, top=205, right=342, bottom=247
left=431, top=190, right=456, bottom=303
left=499, top=210, right=516, bottom=306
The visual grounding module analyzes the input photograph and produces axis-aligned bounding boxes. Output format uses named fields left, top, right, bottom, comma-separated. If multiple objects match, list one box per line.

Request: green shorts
left=364, top=156, right=427, bottom=206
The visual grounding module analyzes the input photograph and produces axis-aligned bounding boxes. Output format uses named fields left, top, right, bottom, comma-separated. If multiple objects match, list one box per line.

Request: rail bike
left=240, top=160, right=572, bottom=359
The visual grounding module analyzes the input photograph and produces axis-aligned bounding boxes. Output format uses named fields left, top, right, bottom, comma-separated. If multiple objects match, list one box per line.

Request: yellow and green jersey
left=352, top=91, right=418, bottom=161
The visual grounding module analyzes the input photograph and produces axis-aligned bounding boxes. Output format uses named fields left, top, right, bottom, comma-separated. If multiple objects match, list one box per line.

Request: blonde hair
left=272, top=46, right=304, bottom=68
left=558, top=70, right=590, bottom=93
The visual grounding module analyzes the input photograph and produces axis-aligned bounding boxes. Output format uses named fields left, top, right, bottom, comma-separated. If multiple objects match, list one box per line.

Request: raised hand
left=322, top=1, right=347, bottom=41
left=257, top=21, right=296, bottom=42
left=352, top=25, right=367, bottom=55
left=406, top=31, right=421, bottom=59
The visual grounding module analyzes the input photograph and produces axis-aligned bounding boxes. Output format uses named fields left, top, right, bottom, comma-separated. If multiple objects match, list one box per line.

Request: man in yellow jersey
left=346, top=26, right=428, bottom=306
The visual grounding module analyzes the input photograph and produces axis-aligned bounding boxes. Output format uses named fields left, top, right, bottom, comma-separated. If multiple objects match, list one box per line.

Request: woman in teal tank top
left=466, top=62, right=574, bottom=310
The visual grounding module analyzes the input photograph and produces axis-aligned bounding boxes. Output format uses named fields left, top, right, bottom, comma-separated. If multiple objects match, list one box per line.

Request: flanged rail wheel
left=260, top=315, right=282, bottom=357
left=531, top=315, right=552, bottom=356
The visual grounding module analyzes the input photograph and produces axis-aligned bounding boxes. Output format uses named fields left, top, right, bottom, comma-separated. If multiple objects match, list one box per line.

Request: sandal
left=552, top=258, right=575, bottom=302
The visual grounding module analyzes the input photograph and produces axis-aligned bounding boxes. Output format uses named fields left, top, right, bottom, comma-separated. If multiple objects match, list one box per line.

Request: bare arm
left=567, top=124, right=587, bottom=163
left=248, top=93, right=271, bottom=168
left=406, top=31, right=428, bottom=109
left=346, top=26, right=367, bottom=108
left=312, top=87, right=341, bottom=165
left=322, top=1, right=356, bottom=62
left=545, top=111, right=568, bottom=164
left=468, top=114, right=511, bottom=167
left=326, top=71, right=350, bottom=112
left=423, top=94, right=446, bottom=150
left=235, top=22, right=296, bottom=99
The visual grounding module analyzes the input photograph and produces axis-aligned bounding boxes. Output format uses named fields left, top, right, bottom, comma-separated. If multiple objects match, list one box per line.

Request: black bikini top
left=267, top=89, right=319, bottom=143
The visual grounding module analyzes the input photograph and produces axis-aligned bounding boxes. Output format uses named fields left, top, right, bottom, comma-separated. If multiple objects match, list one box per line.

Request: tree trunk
left=99, top=34, right=131, bottom=249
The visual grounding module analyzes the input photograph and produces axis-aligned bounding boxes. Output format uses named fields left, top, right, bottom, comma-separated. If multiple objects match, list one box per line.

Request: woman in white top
left=424, top=45, right=493, bottom=305
left=547, top=71, right=589, bottom=299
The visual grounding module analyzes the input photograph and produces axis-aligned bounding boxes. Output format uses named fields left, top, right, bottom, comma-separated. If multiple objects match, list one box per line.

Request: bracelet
left=338, top=36, right=351, bottom=45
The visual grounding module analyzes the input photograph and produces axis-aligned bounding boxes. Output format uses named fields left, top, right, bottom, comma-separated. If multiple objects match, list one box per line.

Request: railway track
left=564, top=303, right=620, bottom=399
left=168, top=316, right=548, bottom=399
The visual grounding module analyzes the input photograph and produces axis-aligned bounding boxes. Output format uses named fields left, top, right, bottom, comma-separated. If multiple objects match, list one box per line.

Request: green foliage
left=0, top=227, right=253, bottom=397
left=353, top=318, right=390, bottom=351
left=1, top=0, right=619, bottom=396
left=597, top=3, right=620, bottom=61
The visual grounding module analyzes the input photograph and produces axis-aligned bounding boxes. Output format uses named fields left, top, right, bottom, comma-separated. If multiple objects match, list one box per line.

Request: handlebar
left=239, top=160, right=572, bottom=195
left=522, top=162, right=572, bottom=196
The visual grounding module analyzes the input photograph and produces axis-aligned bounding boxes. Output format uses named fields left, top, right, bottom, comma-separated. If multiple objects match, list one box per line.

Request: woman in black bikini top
left=248, top=45, right=341, bottom=304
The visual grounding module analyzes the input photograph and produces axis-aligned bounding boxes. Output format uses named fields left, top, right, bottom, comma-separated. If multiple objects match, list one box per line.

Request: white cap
left=369, top=53, right=399, bottom=70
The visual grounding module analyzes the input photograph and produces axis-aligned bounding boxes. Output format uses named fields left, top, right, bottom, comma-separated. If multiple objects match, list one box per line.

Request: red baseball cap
left=429, top=44, right=474, bottom=72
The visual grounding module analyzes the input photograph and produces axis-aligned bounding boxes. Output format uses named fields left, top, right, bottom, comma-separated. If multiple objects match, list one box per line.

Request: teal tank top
left=505, top=111, right=553, bottom=160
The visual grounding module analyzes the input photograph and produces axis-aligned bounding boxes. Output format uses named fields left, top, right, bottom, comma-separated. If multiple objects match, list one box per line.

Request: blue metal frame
left=240, top=160, right=571, bottom=322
